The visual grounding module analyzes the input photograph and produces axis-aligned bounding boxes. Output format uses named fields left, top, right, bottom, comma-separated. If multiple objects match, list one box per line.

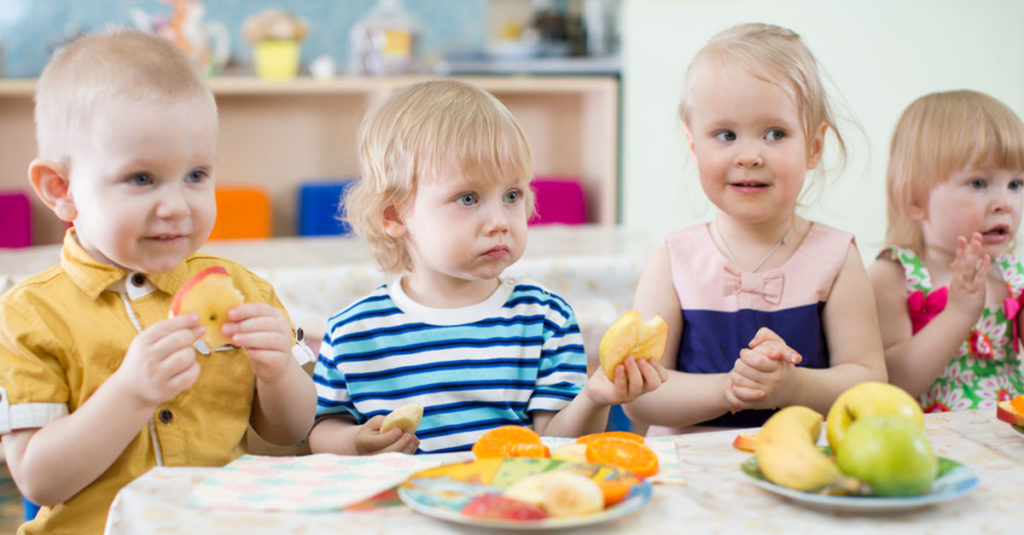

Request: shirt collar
left=59, top=228, right=194, bottom=299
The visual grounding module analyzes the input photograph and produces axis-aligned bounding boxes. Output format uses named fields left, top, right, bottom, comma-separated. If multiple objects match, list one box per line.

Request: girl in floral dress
left=870, top=90, right=1024, bottom=411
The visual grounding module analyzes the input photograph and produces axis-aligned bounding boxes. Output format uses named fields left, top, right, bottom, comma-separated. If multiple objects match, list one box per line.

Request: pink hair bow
left=723, top=265, right=784, bottom=305
left=907, top=287, right=947, bottom=334
left=1003, top=289, right=1024, bottom=352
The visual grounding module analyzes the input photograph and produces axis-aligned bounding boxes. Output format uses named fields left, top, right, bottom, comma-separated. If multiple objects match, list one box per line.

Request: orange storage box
left=208, top=186, right=271, bottom=241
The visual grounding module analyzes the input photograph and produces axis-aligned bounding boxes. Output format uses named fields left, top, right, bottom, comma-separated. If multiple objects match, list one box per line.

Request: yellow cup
left=254, top=40, right=301, bottom=80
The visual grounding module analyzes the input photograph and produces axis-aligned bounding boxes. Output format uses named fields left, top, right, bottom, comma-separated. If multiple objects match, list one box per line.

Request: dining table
left=103, top=408, right=1023, bottom=534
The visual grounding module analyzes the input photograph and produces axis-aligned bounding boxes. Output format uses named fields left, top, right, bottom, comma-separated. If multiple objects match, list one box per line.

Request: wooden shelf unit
left=0, top=75, right=619, bottom=245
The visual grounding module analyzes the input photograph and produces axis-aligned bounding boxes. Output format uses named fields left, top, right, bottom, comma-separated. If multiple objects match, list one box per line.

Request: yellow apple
left=598, top=311, right=668, bottom=379
left=826, top=381, right=924, bottom=454
left=379, top=403, right=423, bottom=434
left=169, top=266, right=244, bottom=349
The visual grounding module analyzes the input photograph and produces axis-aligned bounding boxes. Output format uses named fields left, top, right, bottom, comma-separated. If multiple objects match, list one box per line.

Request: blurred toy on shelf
left=349, top=0, right=421, bottom=75
left=243, top=9, right=309, bottom=80
left=130, top=0, right=230, bottom=76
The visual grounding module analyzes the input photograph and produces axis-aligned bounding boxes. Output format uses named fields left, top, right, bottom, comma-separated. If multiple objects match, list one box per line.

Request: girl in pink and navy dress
left=869, top=90, right=1024, bottom=411
left=623, top=23, right=887, bottom=432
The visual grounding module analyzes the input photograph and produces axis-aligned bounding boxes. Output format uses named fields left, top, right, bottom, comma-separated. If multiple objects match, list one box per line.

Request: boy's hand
left=947, top=233, right=989, bottom=324
left=114, top=314, right=202, bottom=407
left=355, top=415, right=419, bottom=455
left=585, top=356, right=667, bottom=406
left=222, top=303, right=295, bottom=381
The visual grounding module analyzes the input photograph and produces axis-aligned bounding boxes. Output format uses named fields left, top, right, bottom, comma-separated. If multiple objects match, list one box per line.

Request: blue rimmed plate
left=740, top=456, right=978, bottom=513
left=398, top=457, right=652, bottom=530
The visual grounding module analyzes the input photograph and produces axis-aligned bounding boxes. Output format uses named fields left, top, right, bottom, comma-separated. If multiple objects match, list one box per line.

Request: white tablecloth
left=102, top=409, right=1024, bottom=534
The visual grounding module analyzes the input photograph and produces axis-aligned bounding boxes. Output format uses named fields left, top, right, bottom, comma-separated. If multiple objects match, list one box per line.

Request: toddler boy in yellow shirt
left=0, top=31, right=316, bottom=534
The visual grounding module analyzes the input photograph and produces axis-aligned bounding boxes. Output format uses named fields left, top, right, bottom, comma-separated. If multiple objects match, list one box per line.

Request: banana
left=551, top=443, right=589, bottom=462
left=755, top=406, right=850, bottom=492
left=539, top=472, right=604, bottom=517
left=379, top=403, right=423, bottom=434
left=503, top=472, right=555, bottom=507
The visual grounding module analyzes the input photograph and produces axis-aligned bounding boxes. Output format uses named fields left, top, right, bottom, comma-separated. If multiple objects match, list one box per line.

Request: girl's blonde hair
left=35, top=30, right=216, bottom=164
left=886, top=90, right=1024, bottom=253
left=346, top=79, right=534, bottom=273
left=679, top=23, right=847, bottom=171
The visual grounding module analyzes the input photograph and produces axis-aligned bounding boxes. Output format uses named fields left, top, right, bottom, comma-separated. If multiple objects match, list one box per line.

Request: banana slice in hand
left=379, top=403, right=423, bottom=434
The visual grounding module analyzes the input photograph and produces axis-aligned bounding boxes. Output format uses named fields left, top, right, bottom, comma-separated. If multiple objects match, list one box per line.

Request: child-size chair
left=297, top=179, right=355, bottom=236
left=0, top=191, right=32, bottom=248
left=208, top=186, right=271, bottom=241
left=529, top=176, right=588, bottom=226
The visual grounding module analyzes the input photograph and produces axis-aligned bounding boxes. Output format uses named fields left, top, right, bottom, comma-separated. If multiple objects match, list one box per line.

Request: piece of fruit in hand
left=461, top=494, right=549, bottom=521
left=598, top=311, right=668, bottom=379
left=379, top=403, right=423, bottom=434
left=169, top=266, right=244, bottom=349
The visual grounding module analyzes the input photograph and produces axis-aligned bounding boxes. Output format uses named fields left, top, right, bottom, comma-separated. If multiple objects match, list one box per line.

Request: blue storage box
left=298, top=179, right=356, bottom=236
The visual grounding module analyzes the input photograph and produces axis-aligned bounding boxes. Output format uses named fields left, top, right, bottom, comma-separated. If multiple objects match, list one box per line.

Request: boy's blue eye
left=185, top=169, right=207, bottom=183
left=1009, top=179, right=1023, bottom=191
left=456, top=193, right=477, bottom=206
left=129, top=173, right=153, bottom=186
left=503, top=190, right=521, bottom=203
left=714, top=130, right=736, bottom=142
left=968, top=178, right=986, bottom=189
left=764, top=129, right=786, bottom=141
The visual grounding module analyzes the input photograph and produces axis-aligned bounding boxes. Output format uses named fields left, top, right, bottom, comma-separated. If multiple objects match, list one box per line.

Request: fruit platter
left=738, top=382, right=979, bottom=512
left=996, top=395, right=1024, bottom=436
left=397, top=457, right=652, bottom=529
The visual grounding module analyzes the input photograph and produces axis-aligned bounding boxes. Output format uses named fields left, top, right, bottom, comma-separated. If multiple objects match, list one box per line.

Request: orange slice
left=576, top=431, right=645, bottom=445
left=472, top=426, right=550, bottom=459
left=584, top=436, right=659, bottom=478
left=595, top=478, right=636, bottom=507
left=1011, top=394, right=1024, bottom=414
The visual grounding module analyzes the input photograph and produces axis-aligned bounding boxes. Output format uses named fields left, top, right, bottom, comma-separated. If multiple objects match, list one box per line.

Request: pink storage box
left=0, top=191, right=32, bottom=248
left=529, top=176, right=588, bottom=226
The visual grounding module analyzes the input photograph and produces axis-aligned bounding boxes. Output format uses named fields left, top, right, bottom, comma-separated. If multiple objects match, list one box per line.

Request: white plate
left=398, top=457, right=652, bottom=530
left=740, top=456, right=978, bottom=513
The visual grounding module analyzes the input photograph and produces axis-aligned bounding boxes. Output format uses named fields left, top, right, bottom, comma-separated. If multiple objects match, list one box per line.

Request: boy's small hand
left=355, top=415, right=420, bottom=455
left=222, top=303, right=294, bottom=381
left=116, top=314, right=202, bottom=407
left=585, top=356, right=667, bottom=406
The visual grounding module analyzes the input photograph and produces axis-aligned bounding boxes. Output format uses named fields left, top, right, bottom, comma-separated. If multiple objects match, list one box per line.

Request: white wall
left=620, top=0, right=1024, bottom=262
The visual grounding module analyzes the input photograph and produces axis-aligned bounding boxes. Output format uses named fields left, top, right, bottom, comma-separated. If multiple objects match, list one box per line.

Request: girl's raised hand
left=947, top=233, right=990, bottom=323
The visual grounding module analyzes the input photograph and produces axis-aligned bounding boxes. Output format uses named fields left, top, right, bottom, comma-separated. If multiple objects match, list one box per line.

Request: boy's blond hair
left=886, top=90, right=1024, bottom=253
left=346, top=79, right=534, bottom=273
left=679, top=23, right=847, bottom=171
left=35, top=30, right=216, bottom=164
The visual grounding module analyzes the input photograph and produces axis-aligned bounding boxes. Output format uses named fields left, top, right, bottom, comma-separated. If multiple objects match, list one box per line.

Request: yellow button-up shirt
left=0, top=231, right=295, bottom=534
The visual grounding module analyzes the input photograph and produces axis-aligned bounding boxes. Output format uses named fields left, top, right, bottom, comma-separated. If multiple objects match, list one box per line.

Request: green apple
left=834, top=415, right=938, bottom=496
left=826, top=381, right=924, bottom=454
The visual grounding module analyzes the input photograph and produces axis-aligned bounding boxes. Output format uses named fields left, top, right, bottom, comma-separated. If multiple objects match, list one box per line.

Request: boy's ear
left=29, top=158, right=77, bottom=222
left=381, top=203, right=406, bottom=238
left=806, top=122, right=828, bottom=169
left=683, top=125, right=697, bottom=161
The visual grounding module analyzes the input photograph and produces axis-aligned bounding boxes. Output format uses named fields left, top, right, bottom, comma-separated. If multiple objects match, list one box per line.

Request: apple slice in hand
left=996, top=396, right=1024, bottom=427
left=379, top=403, right=423, bottom=434
left=598, top=311, right=668, bottom=379
left=169, top=266, right=244, bottom=349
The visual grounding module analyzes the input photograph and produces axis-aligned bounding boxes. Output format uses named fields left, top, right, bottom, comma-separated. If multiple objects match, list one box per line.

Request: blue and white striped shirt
left=313, top=277, right=587, bottom=454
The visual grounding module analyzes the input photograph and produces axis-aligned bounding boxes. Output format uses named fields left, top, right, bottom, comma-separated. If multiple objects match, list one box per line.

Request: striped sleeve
left=516, top=285, right=587, bottom=413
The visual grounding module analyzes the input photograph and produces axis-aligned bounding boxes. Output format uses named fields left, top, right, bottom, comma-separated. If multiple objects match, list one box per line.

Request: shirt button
left=158, top=408, right=174, bottom=424
left=131, top=273, right=146, bottom=287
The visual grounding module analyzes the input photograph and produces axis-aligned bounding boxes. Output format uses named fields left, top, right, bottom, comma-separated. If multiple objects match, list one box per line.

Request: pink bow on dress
left=722, top=265, right=784, bottom=305
left=907, top=287, right=947, bottom=334
left=1003, top=288, right=1024, bottom=352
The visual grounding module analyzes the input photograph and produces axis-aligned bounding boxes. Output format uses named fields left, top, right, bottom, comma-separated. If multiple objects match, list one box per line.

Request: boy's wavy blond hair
left=886, top=90, right=1024, bottom=253
left=678, top=23, right=847, bottom=175
left=35, top=30, right=216, bottom=165
left=346, top=79, right=534, bottom=273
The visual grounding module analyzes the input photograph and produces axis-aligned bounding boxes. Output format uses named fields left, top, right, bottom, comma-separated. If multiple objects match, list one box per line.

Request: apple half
left=598, top=311, right=668, bottom=379
left=996, top=397, right=1024, bottom=428
left=169, top=266, right=244, bottom=349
